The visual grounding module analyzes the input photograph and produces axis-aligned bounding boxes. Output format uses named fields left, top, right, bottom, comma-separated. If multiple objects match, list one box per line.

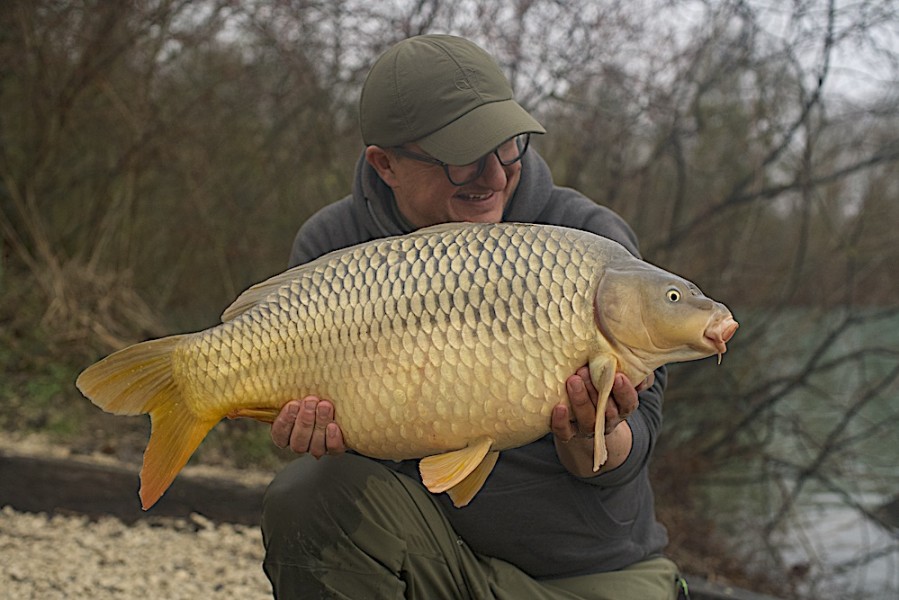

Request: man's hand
left=271, top=396, right=346, bottom=458
left=553, top=367, right=643, bottom=440
left=551, top=367, right=649, bottom=476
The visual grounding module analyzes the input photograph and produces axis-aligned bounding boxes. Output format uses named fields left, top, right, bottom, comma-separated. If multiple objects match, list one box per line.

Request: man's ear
left=365, top=146, right=400, bottom=187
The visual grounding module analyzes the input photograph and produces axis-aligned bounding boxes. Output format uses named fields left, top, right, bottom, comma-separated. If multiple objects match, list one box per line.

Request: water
left=784, top=491, right=897, bottom=599
left=676, top=307, right=899, bottom=599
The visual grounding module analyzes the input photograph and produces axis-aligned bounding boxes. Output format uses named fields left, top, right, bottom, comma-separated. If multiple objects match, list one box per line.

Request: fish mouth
left=703, top=317, right=739, bottom=363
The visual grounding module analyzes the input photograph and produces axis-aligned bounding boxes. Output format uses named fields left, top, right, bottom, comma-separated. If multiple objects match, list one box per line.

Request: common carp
left=76, top=222, right=738, bottom=510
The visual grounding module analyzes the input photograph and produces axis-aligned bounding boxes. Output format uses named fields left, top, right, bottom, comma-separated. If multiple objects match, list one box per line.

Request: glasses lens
left=446, top=162, right=480, bottom=185
left=445, top=134, right=530, bottom=185
left=497, top=134, right=529, bottom=164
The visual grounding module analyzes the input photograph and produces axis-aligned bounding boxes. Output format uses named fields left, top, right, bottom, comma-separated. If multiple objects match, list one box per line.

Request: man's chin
left=453, top=200, right=505, bottom=223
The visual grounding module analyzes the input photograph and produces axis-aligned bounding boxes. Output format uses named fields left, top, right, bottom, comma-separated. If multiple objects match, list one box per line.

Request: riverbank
left=0, top=433, right=791, bottom=600
left=0, top=507, right=271, bottom=599
left=0, top=432, right=274, bottom=598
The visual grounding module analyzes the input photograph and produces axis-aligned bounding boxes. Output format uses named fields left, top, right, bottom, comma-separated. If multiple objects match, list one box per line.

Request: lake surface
left=673, top=307, right=899, bottom=599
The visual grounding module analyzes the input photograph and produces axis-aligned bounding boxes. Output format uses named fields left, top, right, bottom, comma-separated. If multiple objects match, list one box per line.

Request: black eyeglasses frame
left=389, top=133, right=531, bottom=186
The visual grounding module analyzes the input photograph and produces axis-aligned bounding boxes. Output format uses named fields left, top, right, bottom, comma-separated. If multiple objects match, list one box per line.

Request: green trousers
left=261, top=454, right=679, bottom=600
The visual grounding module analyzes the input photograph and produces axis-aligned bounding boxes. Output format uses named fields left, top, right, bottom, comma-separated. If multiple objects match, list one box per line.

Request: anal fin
left=419, top=436, right=494, bottom=494
left=226, top=407, right=281, bottom=423
left=446, top=451, right=499, bottom=508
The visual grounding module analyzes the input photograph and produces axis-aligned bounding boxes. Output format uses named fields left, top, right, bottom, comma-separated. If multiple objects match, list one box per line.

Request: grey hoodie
left=288, top=149, right=669, bottom=579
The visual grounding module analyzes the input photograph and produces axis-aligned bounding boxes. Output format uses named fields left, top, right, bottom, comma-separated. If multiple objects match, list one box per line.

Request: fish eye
left=666, top=288, right=681, bottom=302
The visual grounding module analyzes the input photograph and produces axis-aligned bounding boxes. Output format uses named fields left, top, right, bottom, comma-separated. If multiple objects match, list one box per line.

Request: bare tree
left=2, top=1, right=897, bottom=596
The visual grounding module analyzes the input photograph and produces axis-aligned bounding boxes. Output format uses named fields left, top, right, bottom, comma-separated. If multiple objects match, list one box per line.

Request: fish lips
left=702, top=315, right=739, bottom=361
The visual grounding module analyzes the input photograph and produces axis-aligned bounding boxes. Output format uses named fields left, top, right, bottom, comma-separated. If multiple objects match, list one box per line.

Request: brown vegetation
left=2, top=2, right=897, bottom=598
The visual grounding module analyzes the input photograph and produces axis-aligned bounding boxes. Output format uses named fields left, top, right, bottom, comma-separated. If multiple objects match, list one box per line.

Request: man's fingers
left=308, top=402, right=333, bottom=458
left=551, top=404, right=577, bottom=442
left=272, top=396, right=345, bottom=457
left=289, top=397, right=318, bottom=454
left=565, top=374, right=595, bottom=435
left=326, top=422, right=345, bottom=454
left=602, top=374, right=641, bottom=433
left=611, top=374, right=639, bottom=419
left=574, top=366, right=598, bottom=400
left=271, top=400, right=301, bottom=449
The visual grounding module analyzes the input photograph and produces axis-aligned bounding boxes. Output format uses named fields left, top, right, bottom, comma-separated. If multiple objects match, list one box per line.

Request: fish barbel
left=76, top=223, right=738, bottom=509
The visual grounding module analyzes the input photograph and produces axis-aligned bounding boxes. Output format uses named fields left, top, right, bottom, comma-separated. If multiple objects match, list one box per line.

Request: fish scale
left=202, top=224, right=594, bottom=453
left=76, top=222, right=738, bottom=509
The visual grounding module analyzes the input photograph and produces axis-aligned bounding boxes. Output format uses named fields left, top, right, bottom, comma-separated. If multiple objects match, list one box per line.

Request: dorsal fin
left=221, top=222, right=510, bottom=322
left=220, top=243, right=364, bottom=322
left=221, top=264, right=303, bottom=322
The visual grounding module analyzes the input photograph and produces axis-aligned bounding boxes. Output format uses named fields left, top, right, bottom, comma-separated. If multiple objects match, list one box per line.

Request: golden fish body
left=186, top=224, right=604, bottom=456
left=77, top=223, right=738, bottom=509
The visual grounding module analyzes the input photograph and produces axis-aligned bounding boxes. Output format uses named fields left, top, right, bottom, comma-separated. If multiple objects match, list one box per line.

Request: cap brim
left=417, top=99, right=545, bottom=165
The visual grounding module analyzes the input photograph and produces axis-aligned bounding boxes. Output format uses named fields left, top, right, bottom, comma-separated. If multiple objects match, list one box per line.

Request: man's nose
left=477, top=153, right=510, bottom=189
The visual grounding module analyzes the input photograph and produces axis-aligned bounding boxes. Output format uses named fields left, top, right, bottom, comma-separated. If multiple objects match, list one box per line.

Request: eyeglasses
left=390, top=133, right=530, bottom=186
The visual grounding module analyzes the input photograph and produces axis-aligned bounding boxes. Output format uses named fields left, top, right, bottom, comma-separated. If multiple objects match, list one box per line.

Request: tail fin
left=76, top=336, right=220, bottom=510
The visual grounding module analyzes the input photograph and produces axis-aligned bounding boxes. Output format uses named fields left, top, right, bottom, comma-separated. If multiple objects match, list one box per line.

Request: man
left=262, top=34, right=680, bottom=599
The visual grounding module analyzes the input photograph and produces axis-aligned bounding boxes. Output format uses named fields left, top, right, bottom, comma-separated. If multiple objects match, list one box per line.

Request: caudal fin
left=76, top=336, right=220, bottom=509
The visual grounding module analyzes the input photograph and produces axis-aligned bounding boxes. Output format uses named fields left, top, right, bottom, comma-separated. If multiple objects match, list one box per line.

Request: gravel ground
left=0, top=433, right=275, bottom=599
left=0, top=506, right=272, bottom=599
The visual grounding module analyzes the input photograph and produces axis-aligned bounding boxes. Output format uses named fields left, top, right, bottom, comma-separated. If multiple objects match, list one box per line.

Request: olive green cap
left=360, top=34, right=545, bottom=165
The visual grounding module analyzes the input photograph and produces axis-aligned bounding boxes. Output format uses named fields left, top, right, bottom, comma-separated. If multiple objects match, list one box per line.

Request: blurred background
left=1, top=1, right=896, bottom=598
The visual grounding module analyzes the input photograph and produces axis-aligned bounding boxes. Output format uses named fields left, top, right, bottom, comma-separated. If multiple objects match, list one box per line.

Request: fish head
left=594, top=262, right=738, bottom=370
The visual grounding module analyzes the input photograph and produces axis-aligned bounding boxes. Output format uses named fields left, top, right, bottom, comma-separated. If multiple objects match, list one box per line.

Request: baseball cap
left=359, top=34, right=545, bottom=165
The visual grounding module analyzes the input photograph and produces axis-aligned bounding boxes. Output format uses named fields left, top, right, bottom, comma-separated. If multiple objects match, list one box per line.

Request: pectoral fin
left=588, top=355, right=617, bottom=472
left=419, top=436, right=494, bottom=494
left=446, top=451, right=499, bottom=508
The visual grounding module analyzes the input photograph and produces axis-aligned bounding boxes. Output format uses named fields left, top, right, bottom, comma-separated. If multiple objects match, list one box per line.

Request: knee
left=262, top=456, right=427, bottom=598
left=264, top=453, right=387, bottom=508
left=261, top=454, right=389, bottom=546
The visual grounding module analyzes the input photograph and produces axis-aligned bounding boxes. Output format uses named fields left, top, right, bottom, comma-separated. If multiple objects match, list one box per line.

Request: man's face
left=366, top=144, right=522, bottom=228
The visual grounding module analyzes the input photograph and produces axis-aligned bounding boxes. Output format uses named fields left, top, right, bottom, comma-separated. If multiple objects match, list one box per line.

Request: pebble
left=0, top=505, right=272, bottom=599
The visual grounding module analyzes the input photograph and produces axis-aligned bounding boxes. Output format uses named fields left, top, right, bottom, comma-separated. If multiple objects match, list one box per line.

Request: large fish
left=77, top=223, right=738, bottom=510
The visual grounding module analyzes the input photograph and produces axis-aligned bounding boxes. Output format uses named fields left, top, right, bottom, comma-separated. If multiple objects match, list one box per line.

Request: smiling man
left=261, top=35, right=683, bottom=600
left=369, top=134, right=527, bottom=226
